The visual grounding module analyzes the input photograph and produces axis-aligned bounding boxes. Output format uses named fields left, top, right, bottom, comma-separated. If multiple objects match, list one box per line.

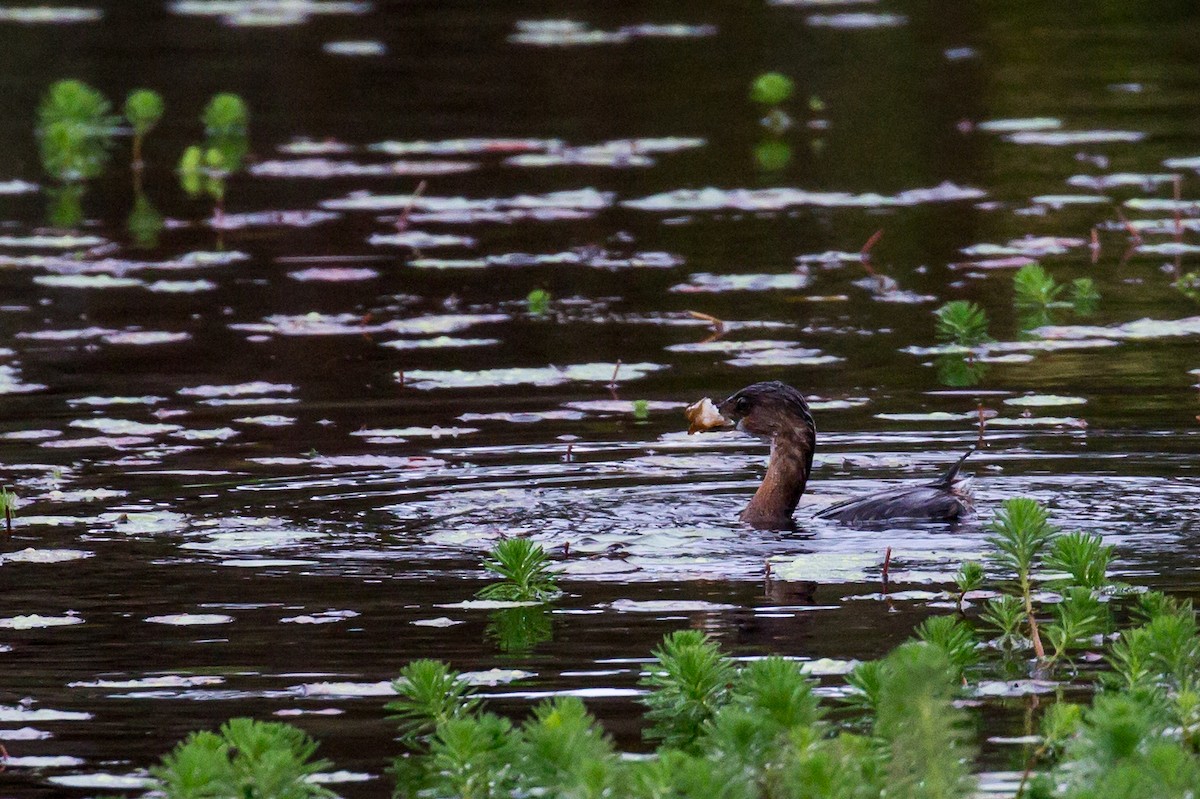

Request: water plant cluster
left=32, top=78, right=248, bottom=236
left=137, top=498, right=1200, bottom=798
left=932, top=263, right=1102, bottom=389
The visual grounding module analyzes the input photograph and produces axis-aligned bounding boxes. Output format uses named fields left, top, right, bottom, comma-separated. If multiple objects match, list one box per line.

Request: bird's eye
left=735, top=396, right=751, bottom=414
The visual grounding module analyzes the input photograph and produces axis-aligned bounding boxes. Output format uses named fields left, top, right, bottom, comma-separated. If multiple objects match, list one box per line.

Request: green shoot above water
left=934, top=300, right=991, bottom=346
left=476, top=538, right=560, bottom=602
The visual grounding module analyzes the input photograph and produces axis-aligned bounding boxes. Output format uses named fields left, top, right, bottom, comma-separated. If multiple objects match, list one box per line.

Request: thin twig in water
left=687, top=310, right=726, bottom=334
left=860, top=228, right=884, bottom=255
left=977, top=403, right=989, bottom=448
left=881, top=547, right=892, bottom=592
left=395, top=180, right=427, bottom=232
left=1114, top=207, right=1142, bottom=245
left=1174, top=175, right=1184, bottom=242
left=608, top=360, right=622, bottom=388
left=1090, top=228, right=1100, bottom=264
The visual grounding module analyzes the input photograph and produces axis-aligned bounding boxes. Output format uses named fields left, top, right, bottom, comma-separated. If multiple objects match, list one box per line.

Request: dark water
left=1, top=0, right=1199, bottom=794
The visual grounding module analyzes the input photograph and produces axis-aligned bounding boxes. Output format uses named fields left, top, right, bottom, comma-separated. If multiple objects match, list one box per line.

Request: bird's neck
left=741, top=424, right=815, bottom=529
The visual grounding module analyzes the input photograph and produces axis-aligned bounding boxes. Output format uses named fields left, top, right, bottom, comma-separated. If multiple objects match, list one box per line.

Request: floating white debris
left=148, top=279, right=217, bottom=293
left=323, top=39, right=385, bottom=56
left=144, top=614, right=234, bottom=625
left=289, top=267, right=379, bottom=282
left=0, top=548, right=92, bottom=565
left=411, top=617, right=463, bottom=627
left=804, top=12, right=906, bottom=27
left=34, top=274, right=143, bottom=289
left=0, top=7, right=102, bottom=23
left=400, top=362, right=666, bottom=390
left=0, top=614, right=84, bottom=629
left=607, top=599, right=738, bottom=612
left=976, top=117, right=1062, bottom=132
left=1005, top=130, right=1144, bottom=145
left=670, top=273, right=811, bottom=292
left=368, top=231, right=477, bottom=248
left=0, top=705, right=91, bottom=722
left=70, top=419, right=181, bottom=436
left=69, top=675, right=224, bottom=688
left=351, top=426, right=477, bottom=438
left=250, top=158, right=475, bottom=178
left=180, top=381, right=296, bottom=397
left=1003, top=394, right=1086, bottom=407
left=0, top=234, right=105, bottom=248
left=47, top=773, right=154, bottom=789
left=298, top=680, right=395, bottom=696
left=102, top=331, right=190, bottom=345
left=625, top=182, right=984, bottom=211
left=281, top=610, right=361, bottom=624
left=381, top=336, right=499, bottom=350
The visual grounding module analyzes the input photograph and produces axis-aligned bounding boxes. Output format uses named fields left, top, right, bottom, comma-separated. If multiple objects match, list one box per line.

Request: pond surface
left=2, top=0, right=1200, bottom=794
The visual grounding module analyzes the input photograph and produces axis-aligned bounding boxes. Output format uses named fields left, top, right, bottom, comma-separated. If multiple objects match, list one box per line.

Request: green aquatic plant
left=1044, top=531, right=1113, bottom=590
left=526, top=288, right=550, bottom=316
left=632, top=399, right=650, bottom=420
left=45, top=183, right=86, bottom=228
left=1013, top=263, right=1064, bottom=308
left=935, top=300, right=991, bottom=347
left=1043, top=588, right=1110, bottom=667
left=875, top=643, right=976, bottom=799
left=151, top=718, right=334, bottom=799
left=0, top=485, right=15, bottom=533
left=981, top=594, right=1029, bottom=647
left=36, top=79, right=118, bottom=182
left=750, top=72, right=794, bottom=106
left=954, top=560, right=985, bottom=612
left=639, top=630, right=736, bottom=749
left=987, top=498, right=1057, bottom=659
left=388, top=659, right=482, bottom=747
left=1070, top=277, right=1100, bottom=315
left=124, top=88, right=163, bottom=167
left=516, top=697, right=617, bottom=794
left=202, top=92, right=250, bottom=169
left=477, top=538, right=559, bottom=602
left=914, top=615, right=979, bottom=678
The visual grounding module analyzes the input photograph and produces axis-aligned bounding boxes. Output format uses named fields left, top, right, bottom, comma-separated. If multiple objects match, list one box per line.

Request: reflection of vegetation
left=150, top=718, right=334, bottom=799
left=753, top=138, right=792, bottom=171
left=1070, top=278, right=1100, bottom=315
left=45, top=183, right=86, bottom=229
left=935, top=300, right=990, bottom=346
left=487, top=604, right=552, bottom=654
left=935, top=353, right=988, bottom=388
left=127, top=191, right=164, bottom=249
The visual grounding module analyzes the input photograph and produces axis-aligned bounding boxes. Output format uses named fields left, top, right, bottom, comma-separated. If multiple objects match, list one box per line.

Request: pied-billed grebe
left=694, top=381, right=973, bottom=529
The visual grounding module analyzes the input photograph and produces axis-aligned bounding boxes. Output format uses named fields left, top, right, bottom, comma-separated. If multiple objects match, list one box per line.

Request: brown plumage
left=717, top=381, right=973, bottom=529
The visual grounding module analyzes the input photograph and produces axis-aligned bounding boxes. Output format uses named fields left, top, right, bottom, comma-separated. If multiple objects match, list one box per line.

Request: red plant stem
left=860, top=228, right=885, bottom=255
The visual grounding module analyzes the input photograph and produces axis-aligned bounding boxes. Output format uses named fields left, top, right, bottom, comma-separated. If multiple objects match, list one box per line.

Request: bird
left=697, top=380, right=973, bottom=529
